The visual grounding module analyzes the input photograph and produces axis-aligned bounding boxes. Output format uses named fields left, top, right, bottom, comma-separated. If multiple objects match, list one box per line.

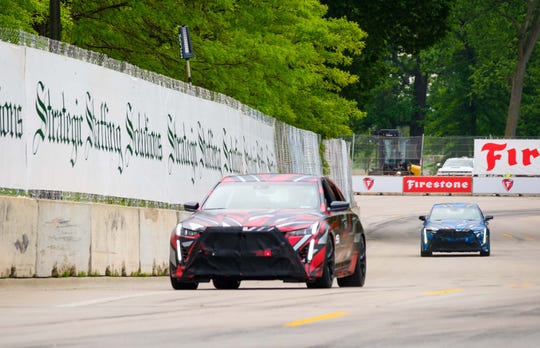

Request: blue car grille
left=428, top=228, right=483, bottom=252
left=437, top=229, right=474, bottom=239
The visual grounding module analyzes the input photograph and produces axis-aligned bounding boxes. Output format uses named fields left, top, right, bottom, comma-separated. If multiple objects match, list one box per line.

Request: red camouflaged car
left=169, top=174, right=366, bottom=289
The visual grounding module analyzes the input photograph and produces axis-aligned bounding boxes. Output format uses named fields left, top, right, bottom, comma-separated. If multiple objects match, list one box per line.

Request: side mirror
left=184, top=201, right=200, bottom=212
left=419, top=215, right=426, bottom=221
left=484, top=215, right=493, bottom=221
left=329, top=201, right=350, bottom=212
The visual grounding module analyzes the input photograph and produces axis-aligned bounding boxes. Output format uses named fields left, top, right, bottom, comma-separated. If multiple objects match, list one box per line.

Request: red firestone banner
left=403, top=176, right=472, bottom=193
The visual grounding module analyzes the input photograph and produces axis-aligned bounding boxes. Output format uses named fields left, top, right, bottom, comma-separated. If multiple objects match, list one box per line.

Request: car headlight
left=423, top=228, right=437, bottom=244
left=175, top=225, right=199, bottom=237
left=472, top=228, right=487, bottom=243
left=289, top=223, right=319, bottom=236
left=289, top=228, right=312, bottom=236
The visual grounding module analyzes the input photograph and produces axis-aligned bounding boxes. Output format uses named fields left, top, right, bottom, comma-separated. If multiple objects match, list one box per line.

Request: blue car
left=419, top=203, right=493, bottom=257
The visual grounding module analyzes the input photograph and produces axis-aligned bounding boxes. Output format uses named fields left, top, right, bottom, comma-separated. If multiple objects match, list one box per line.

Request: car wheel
left=212, top=277, right=241, bottom=290
left=337, top=237, right=366, bottom=287
left=306, top=237, right=335, bottom=289
left=170, top=275, right=198, bottom=290
left=420, top=250, right=432, bottom=257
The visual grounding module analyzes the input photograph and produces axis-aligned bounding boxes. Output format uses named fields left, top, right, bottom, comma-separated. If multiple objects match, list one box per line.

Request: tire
left=337, top=237, right=366, bottom=287
left=213, top=277, right=241, bottom=290
left=421, top=250, right=432, bottom=257
left=170, top=275, right=198, bottom=290
left=306, top=237, right=335, bottom=289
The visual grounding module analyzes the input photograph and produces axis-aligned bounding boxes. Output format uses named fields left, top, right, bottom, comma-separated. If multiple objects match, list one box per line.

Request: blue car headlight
left=473, top=227, right=488, bottom=244
left=423, top=228, right=437, bottom=244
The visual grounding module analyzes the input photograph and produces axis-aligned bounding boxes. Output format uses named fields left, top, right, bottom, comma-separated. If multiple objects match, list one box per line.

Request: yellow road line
left=424, top=288, right=463, bottom=295
left=524, top=236, right=534, bottom=241
left=503, top=233, right=514, bottom=239
left=284, top=311, right=348, bottom=327
left=511, top=283, right=533, bottom=288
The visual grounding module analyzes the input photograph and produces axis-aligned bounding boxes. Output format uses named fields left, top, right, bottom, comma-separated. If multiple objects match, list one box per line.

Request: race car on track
left=169, top=174, right=366, bottom=290
left=419, top=202, right=493, bottom=257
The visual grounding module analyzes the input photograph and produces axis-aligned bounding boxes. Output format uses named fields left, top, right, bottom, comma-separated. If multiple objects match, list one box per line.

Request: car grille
left=183, top=226, right=306, bottom=280
left=437, top=228, right=474, bottom=239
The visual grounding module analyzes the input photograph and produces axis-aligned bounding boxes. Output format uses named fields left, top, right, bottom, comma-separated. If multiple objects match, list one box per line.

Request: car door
left=321, top=178, right=354, bottom=269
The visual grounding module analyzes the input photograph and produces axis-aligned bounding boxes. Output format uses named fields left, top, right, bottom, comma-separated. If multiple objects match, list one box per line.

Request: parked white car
left=436, top=157, right=474, bottom=176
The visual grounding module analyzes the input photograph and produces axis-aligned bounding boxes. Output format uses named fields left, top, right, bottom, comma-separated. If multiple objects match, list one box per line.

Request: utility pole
left=49, top=0, right=61, bottom=40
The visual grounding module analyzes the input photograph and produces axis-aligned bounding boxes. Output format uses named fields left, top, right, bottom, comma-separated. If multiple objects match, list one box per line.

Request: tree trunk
left=505, top=61, right=527, bottom=137
left=504, top=1, right=540, bottom=138
left=411, top=58, right=428, bottom=136
left=49, top=0, right=61, bottom=41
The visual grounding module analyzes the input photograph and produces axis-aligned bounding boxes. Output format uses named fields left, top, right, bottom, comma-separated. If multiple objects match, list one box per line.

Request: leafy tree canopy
left=322, top=0, right=452, bottom=135
left=2, top=0, right=367, bottom=138
left=424, top=0, right=540, bottom=137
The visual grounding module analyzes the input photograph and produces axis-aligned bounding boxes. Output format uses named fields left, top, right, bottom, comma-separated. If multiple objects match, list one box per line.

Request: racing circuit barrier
left=2, top=29, right=539, bottom=278
left=0, top=29, right=351, bottom=277
left=0, top=195, right=193, bottom=278
left=353, top=175, right=540, bottom=195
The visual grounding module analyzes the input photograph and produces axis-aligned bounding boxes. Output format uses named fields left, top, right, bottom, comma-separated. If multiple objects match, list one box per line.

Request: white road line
left=57, top=292, right=162, bottom=308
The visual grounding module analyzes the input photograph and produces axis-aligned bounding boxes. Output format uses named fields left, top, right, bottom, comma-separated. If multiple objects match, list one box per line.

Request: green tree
left=68, top=0, right=368, bottom=138
left=499, top=0, right=540, bottom=137
left=1, top=1, right=366, bottom=138
left=423, top=0, right=510, bottom=136
left=322, top=0, right=452, bottom=136
left=424, top=0, right=540, bottom=137
left=0, top=0, right=48, bottom=33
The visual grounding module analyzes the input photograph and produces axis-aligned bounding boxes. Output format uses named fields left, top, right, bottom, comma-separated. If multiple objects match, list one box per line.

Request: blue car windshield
left=203, top=182, right=320, bottom=210
left=429, top=206, right=482, bottom=220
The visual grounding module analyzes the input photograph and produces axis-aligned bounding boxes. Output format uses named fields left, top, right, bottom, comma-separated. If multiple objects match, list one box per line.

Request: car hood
left=437, top=166, right=473, bottom=173
left=181, top=209, right=324, bottom=232
left=425, top=219, right=485, bottom=230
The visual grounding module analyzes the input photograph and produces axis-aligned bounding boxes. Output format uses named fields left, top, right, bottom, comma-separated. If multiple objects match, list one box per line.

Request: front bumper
left=170, top=227, right=310, bottom=282
left=422, top=228, right=488, bottom=253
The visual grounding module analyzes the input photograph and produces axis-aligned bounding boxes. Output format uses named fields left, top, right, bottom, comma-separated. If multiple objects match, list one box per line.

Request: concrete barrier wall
left=139, top=208, right=179, bottom=275
left=0, top=196, right=183, bottom=278
left=90, top=204, right=140, bottom=276
left=36, top=200, right=91, bottom=277
left=0, top=197, right=38, bottom=277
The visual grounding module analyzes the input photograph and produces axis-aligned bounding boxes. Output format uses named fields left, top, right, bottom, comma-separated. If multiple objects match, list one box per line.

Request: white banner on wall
left=0, top=42, right=26, bottom=189
left=352, top=176, right=403, bottom=193
left=473, top=176, right=540, bottom=194
left=1, top=41, right=277, bottom=204
left=474, top=139, right=540, bottom=176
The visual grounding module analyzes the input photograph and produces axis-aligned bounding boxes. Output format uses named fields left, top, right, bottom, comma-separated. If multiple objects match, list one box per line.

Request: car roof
left=443, top=157, right=473, bottom=164
left=220, top=173, right=320, bottom=183
left=432, top=202, right=479, bottom=209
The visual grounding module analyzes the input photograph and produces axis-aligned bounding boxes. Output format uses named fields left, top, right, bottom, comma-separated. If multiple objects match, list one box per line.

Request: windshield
left=202, top=182, right=320, bottom=210
left=429, top=205, right=482, bottom=220
left=443, top=158, right=473, bottom=167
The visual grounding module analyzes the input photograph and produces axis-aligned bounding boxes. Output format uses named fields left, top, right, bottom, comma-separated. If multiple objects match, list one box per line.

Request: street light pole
left=178, top=26, right=194, bottom=85
left=185, top=59, right=192, bottom=85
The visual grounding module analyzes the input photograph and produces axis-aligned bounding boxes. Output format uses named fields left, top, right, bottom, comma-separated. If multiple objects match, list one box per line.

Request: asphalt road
left=1, top=195, right=539, bottom=347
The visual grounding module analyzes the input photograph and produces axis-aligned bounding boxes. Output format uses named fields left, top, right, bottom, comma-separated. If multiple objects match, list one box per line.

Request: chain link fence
left=2, top=28, right=357, bottom=205
left=347, top=134, right=500, bottom=176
